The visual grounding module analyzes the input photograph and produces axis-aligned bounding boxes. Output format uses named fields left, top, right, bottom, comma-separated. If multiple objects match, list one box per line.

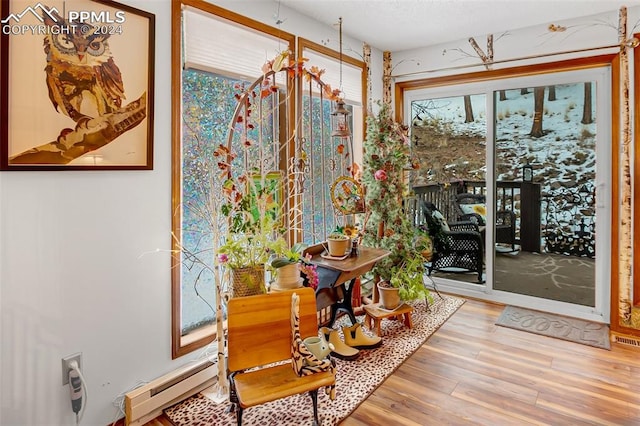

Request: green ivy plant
left=362, top=104, right=430, bottom=303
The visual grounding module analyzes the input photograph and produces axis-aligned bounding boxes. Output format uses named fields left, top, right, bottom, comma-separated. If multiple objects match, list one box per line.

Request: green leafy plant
left=327, top=233, right=349, bottom=241
left=362, top=103, right=430, bottom=302
left=388, top=257, right=432, bottom=302
left=217, top=214, right=287, bottom=269
left=215, top=146, right=288, bottom=270
left=270, top=243, right=307, bottom=268
left=326, top=225, right=348, bottom=239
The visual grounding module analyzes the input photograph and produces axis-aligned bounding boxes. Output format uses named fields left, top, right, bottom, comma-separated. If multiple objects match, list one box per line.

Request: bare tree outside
left=530, top=86, right=545, bottom=138
left=464, top=95, right=474, bottom=123
left=581, top=82, right=593, bottom=124
left=548, top=85, right=556, bottom=101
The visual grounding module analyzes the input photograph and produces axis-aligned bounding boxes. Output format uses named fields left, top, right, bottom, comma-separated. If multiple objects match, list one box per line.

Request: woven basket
left=231, top=265, right=266, bottom=297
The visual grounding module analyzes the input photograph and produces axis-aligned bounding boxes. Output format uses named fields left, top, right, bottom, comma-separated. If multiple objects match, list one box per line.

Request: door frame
left=400, top=57, right=615, bottom=324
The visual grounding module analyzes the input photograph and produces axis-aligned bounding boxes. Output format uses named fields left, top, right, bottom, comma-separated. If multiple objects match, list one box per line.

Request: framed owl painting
left=0, top=0, right=155, bottom=170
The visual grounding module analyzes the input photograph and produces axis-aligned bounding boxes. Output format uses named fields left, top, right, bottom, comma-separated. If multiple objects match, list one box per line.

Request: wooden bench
left=227, top=287, right=336, bottom=425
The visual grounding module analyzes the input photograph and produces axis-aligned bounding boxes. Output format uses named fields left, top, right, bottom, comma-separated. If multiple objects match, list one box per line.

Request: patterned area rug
left=164, top=296, right=464, bottom=425
left=496, top=305, right=610, bottom=350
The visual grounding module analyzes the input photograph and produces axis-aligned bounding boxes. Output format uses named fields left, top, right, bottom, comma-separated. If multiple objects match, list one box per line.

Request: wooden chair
left=227, top=288, right=336, bottom=426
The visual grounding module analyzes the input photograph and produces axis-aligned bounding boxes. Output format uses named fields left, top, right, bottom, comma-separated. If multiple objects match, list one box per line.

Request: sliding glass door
left=493, top=82, right=597, bottom=307
left=404, top=65, right=611, bottom=323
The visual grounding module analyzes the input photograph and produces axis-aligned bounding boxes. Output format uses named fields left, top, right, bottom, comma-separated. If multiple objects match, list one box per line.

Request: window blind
left=303, top=49, right=363, bottom=106
left=182, top=6, right=288, bottom=84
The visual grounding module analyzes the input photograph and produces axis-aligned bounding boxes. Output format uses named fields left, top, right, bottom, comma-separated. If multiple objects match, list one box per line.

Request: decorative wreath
left=330, top=176, right=365, bottom=215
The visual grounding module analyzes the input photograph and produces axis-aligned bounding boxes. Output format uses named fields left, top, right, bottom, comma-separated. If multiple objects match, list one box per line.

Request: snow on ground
left=410, top=82, right=598, bottom=246
left=494, top=84, right=596, bottom=188
left=411, top=82, right=596, bottom=192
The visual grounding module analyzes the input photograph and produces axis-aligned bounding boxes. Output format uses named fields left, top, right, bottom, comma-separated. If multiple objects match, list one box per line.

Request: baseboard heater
left=612, top=333, right=640, bottom=347
left=125, top=358, right=217, bottom=425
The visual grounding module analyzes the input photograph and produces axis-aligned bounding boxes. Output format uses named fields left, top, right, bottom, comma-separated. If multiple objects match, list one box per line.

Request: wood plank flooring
left=343, top=298, right=640, bottom=426
left=145, top=298, right=640, bottom=426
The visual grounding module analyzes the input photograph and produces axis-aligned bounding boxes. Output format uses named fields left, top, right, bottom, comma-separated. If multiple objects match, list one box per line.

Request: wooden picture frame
left=0, top=0, right=155, bottom=170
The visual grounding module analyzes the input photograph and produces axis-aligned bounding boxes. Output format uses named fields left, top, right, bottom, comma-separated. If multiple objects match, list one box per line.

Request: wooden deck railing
left=409, top=180, right=541, bottom=252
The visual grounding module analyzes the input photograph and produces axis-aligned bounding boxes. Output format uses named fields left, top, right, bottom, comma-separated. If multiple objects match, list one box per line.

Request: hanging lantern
left=331, top=99, right=351, bottom=138
left=331, top=16, right=351, bottom=139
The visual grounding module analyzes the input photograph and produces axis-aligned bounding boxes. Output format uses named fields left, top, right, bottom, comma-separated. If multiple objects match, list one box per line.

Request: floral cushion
left=459, top=203, right=487, bottom=224
left=431, top=209, right=450, bottom=232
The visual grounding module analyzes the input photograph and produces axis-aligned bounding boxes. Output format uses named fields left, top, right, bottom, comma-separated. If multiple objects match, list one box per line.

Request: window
left=297, top=39, right=366, bottom=244
left=180, top=69, right=240, bottom=336
left=171, top=1, right=294, bottom=358
left=171, top=2, right=366, bottom=358
left=399, top=56, right=615, bottom=323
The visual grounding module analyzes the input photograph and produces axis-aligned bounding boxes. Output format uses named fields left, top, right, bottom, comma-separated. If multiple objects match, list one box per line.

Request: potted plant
left=270, top=243, right=306, bottom=291
left=377, top=256, right=429, bottom=309
left=216, top=166, right=288, bottom=297
left=326, top=232, right=350, bottom=257
left=362, top=103, right=431, bottom=307
left=325, top=224, right=361, bottom=257
left=217, top=216, right=287, bottom=297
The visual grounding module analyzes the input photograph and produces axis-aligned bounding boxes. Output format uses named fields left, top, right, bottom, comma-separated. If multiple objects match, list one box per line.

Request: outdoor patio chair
left=418, top=201, right=484, bottom=283
left=455, top=193, right=517, bottom=252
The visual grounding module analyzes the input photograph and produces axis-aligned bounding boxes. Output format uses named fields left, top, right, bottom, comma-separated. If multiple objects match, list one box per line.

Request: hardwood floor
left=145, top=298, right=640, bottom=426
left=343, top=298, right=640, bottom=426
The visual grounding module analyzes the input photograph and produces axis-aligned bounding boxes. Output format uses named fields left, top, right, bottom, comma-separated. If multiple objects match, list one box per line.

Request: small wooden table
left=304, top=244, right=390, bottom=327
left=363, top=303, right=414, bottom=336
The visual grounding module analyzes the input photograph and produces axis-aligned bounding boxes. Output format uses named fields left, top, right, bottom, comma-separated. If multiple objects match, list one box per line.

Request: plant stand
left=363, top=303, right=414, bottom=336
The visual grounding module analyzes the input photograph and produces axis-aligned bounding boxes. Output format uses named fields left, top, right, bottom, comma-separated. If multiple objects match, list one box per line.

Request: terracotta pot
left=377, top=281, right=401, bottom=310
left=327, top=236, right=350, bottom=257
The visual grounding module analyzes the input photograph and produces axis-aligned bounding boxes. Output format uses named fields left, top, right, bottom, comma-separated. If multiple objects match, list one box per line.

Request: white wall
left=0, top=1, right=380, bottom=425
left=392, top=6, right=640, bottom=81
left=1, top=1, right=173, bottom=423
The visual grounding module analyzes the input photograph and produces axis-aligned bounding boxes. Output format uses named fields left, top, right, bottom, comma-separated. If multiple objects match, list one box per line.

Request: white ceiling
left=278, top=0, right=640, bottom=52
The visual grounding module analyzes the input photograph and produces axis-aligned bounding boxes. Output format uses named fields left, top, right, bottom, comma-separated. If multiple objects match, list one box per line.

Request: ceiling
left=278, top=0, right=640, bottom=52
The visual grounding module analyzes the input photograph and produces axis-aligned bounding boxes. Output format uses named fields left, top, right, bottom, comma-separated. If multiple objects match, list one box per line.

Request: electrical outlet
left=61, top=353, right=82, bottom=386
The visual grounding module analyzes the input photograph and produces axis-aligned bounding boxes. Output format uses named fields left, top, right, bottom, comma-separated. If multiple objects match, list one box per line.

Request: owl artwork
left=42, top=10, right=125, bottom=124
left=8, top=7, right=147, bottom=165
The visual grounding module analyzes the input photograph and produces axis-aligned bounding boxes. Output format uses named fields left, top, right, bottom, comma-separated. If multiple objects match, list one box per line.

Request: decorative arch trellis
left=204, top=53, right=356, bottom=395
left=222, top=58, right=356, bottom=246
